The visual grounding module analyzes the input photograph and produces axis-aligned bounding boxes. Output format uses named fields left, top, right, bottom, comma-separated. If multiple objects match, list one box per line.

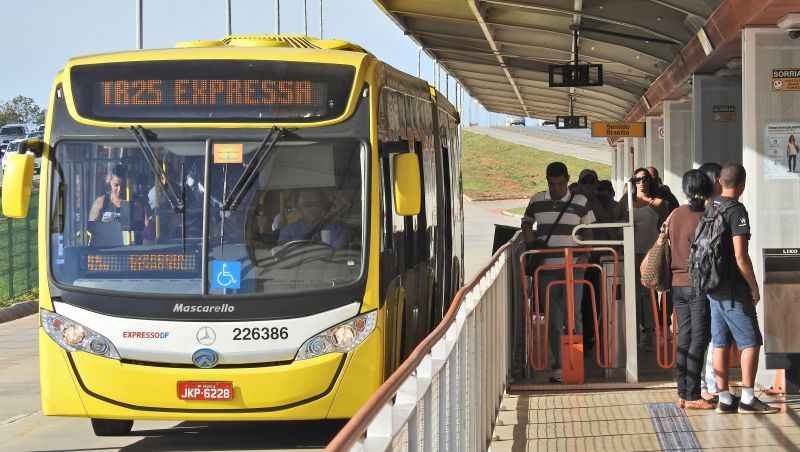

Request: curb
left=0, top=300, right=37, bottom=324
left=502, top=210, right=523, bottom=219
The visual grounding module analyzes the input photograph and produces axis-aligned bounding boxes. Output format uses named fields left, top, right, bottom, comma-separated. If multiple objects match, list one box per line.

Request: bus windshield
left=50, top=138, right=366, bottom=296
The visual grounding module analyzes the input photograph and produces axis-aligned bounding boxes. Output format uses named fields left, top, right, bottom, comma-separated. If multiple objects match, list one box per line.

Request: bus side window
left=417, top=141, right=436, bottom=263
left=379, top=155, right=393, bottom=251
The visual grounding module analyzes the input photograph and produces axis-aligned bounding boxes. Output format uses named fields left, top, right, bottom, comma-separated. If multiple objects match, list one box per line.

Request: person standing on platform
left=521, top=162, right=596, bottom=383
left=668, top=170, right=714, bottom=409
left=698, top=162, right=722, bottom=404
left=618, top=168, right=668, bottom=350
left=693, top=163, right=778, bottom=414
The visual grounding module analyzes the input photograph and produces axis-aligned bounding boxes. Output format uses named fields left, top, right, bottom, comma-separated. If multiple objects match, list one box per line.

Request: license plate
left=177, top=381, right=234, bottom=401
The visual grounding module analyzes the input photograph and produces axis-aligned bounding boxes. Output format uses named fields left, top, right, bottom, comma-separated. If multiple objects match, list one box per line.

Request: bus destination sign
left=100, top=79, right=324, bottom=108
left=70, top=60, right=355, bottom=122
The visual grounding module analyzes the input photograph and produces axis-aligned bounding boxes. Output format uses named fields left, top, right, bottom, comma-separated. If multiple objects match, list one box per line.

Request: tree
left=0, top=96, right=45, bottom=125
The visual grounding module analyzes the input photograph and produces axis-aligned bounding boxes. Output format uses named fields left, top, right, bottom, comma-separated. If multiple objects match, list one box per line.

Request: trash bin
left=764, top=248, right=800, bottom=393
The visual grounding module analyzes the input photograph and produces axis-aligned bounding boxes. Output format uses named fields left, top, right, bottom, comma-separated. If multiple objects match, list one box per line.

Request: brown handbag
left=640, top=211, right=674, bottom=291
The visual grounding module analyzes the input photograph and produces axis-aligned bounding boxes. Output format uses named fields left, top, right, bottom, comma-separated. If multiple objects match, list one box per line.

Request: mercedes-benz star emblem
left=196, top=326, right=216, bottom=346
left=192, top=348, right=219, bottom=369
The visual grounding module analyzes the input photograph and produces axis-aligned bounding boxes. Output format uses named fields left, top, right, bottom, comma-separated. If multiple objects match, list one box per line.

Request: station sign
left=772, top=68, right=800, bottom=91
left=591, top=121, right=646, bottom=138
left=713, top=105, right=736, bottom=122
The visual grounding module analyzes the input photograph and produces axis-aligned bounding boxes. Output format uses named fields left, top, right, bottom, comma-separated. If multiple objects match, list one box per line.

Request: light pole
left=417, top=48, right=422, bottom=78
left=225, top=0, right=232, bottom=35
left=320, top=0, right=324, bottom=38
left=304, top=0, right=308, bottom=35
left=274, top=0, right=280, bottom=34
left=135, top=0, right=143, bottom=49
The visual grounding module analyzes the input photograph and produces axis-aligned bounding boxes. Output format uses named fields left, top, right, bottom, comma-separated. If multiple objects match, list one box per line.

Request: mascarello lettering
left=173, top=303, right=235, bottom=313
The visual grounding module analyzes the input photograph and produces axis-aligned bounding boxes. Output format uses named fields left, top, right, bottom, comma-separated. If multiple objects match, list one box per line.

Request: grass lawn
left=0, top=289, right=37, bottom=309
left=0, top=191, right=39, bottom=305
left=506, top=207, right=526, bottom=217
left=461, top=130, right=611, bottom=200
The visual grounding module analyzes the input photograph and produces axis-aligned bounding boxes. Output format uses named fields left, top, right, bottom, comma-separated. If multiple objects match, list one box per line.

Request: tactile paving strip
left=648, top=403, right=701, bottom=451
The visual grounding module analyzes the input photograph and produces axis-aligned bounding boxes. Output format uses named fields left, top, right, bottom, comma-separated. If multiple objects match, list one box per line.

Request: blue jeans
left=674, top=286, right=709, bottom=401
left=708, top=294, right=763, bottom=350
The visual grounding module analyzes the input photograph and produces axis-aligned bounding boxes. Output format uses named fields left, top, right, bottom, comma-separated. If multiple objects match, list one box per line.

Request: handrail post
left=621, top=186, right=639, bottom=383
left=571, top=182, right=638, bottom=382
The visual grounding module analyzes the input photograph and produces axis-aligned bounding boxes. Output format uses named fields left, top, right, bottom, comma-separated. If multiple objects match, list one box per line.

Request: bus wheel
left=91, top=418, right=134, bottom=436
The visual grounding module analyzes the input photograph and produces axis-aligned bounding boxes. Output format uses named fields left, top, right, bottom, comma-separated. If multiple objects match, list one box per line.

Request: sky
left=3, top=0, right=522, bottom=127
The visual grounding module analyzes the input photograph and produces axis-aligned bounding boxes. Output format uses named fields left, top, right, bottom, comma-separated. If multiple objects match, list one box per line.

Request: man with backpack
left=689, top=163, right=777, bottom=414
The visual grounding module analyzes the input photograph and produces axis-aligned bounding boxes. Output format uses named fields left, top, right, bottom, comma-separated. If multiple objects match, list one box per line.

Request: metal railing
left=326, top=234, right=522, bottom=452
left=0, top=186, right=39, bottom=301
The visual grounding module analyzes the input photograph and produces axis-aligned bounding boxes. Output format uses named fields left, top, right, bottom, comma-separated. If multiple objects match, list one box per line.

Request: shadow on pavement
left=29, top=420, right=346, bottom=452
left=120, top=421, right=346, bottom=451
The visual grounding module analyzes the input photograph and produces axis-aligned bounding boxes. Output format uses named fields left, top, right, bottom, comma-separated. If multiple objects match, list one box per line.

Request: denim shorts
left=708, top=294, right=763, bottom=350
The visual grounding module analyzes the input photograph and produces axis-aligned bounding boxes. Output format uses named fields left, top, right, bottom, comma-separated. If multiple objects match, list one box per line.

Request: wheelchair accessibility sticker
left=211, top=261, right=241, bottom=289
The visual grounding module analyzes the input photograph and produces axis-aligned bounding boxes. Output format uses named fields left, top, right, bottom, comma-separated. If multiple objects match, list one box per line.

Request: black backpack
left=688, top=199, right=738, bottom=292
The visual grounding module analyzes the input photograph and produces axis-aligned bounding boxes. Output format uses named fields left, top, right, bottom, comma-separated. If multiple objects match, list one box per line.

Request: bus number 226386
left=232, top=327, right=289, bottom=341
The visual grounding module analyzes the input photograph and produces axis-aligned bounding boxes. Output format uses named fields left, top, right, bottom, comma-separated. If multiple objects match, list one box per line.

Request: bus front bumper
left=39, top=327, right=383, bottom=421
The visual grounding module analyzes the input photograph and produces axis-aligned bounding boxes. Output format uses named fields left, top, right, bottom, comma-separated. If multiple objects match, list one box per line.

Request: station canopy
left=373, top=0, right=798, bottom=123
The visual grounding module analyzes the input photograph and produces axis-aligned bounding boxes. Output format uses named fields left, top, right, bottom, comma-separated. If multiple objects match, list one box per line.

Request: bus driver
left=278, top=190, right=348, bottom=249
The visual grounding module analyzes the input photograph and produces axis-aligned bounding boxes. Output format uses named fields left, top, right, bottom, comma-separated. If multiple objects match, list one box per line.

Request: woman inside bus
left=617, top=168, right=669, bottom=349
left=88, top=164, right=149, bottom=247
left=89, top=164, right=130, bottom=223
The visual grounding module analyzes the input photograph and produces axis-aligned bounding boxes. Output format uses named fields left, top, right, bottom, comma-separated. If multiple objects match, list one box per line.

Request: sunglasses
left=631, top=176, right=650, bottom=183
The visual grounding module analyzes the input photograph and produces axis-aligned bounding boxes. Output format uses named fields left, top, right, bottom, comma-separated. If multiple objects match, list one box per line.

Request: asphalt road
left=0, top=199, right=523, bottom=452
left=467, top=126, right=614, bottom=165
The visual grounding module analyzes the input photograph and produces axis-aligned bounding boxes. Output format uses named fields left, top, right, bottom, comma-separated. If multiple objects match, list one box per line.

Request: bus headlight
left=295, top=311, right=377, bottom=360
left=41, top=309, right=120, bottom=360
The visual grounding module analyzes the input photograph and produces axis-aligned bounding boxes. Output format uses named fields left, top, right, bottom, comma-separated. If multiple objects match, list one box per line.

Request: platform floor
left=491, top=386, right=800, bottom=451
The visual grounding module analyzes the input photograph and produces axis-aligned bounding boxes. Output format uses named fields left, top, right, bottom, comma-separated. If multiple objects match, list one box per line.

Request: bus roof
left=65, top=35, right=371, bottom=68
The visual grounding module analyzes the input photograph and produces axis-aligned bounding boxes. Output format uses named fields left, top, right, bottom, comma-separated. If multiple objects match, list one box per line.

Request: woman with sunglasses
left=618, top=168, right=669, bottom=350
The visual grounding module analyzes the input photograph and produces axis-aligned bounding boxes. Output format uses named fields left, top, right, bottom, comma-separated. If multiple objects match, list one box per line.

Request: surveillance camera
left=778, top=14, right=800, bottom=38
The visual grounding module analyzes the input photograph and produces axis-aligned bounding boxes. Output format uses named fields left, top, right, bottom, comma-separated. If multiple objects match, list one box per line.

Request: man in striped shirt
left=522, top=162, right=596, bottom=382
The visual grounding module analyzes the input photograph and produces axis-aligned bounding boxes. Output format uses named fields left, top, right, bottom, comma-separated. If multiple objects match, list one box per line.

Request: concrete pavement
left=0, top=198, right=524, bottom=451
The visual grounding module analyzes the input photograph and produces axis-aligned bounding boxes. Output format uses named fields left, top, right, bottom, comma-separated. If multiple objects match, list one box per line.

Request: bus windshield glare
left=49, top=138, right=366, bottom=296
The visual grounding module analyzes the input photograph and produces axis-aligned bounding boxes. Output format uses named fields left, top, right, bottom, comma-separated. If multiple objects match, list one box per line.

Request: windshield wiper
left=222, top=126, right=288, bottom=211
left=127, top=126, right=184, bottom=212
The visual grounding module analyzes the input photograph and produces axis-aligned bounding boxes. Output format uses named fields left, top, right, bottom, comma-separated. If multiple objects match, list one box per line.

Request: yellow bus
left=2, top=35, right=463, bottom=436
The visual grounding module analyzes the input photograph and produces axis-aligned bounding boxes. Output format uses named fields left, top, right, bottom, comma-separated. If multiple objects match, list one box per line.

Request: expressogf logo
left=122, top=331, right=170, bottom=339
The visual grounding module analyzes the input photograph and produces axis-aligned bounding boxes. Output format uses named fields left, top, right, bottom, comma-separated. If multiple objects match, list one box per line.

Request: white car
left=0, top=124, right=31, bottom=151
left=2, top=139, right=41, bottom=175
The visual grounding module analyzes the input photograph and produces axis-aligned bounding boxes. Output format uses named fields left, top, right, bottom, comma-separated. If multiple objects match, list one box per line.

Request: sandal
left=685, top=399, right=716, bottom=410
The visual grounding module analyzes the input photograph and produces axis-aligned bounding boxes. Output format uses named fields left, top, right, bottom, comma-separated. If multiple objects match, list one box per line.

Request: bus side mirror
left=2, top=153, right=35, bottom=218
left=393, top=153, right=421, bottom=216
